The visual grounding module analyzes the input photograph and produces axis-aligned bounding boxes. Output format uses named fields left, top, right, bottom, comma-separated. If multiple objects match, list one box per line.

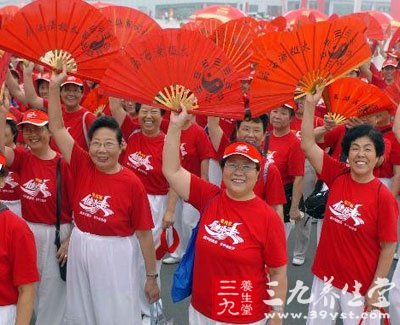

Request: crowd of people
left=1, top=12, right=400, bottom=325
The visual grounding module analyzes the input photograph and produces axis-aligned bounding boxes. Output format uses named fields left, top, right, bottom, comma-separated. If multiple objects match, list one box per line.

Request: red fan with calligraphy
left=0, top=0, right=120, bottom=81
left=384, top=79, right=400, bottom=107
left=347, top=12, right=387, bottom=41
left=0, top=51, right=11, bottom=97
left=0, top=5, right=20, bottom=28
left=210, top=19, right=257, bottom=78
left=100, top=29, right=244, bottom=119
left=181, top=18, right=222, bottom=38
left=100, top=6, right=161, bottom=50
left=249, top=17, right=371, bottom=116
left=389, top=27, right=400, bottom=51
left=323, top=77, right=395, bottom=124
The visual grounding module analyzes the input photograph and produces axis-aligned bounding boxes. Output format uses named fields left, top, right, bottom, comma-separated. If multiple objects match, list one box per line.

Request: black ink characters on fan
left=201, top=58, right=225, bottom=94
left=81, top=25, right=112, bottom=56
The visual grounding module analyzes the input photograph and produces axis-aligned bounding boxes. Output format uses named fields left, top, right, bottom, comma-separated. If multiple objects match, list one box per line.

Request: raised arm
left=109, top=97, right=127, bottom=127
left=5, top=69, right=27, bottom=105
left=301, top=89, right=325, bottom=174
left=0, top=100, right=15, bottom=166
left=48, top=66, right=74, bottom=164
left=23, top=61, right=45, bottom=110
left=207, top=116, right=223, bottom=152
left=162, top=107, right=191, bottom=201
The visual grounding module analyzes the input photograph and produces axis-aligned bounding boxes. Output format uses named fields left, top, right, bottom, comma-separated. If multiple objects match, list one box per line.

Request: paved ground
left=160, top=222, right=398, bottom=325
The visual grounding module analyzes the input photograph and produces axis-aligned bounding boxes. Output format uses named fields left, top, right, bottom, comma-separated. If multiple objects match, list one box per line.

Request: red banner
left=391, top=0, right=400, bottom=21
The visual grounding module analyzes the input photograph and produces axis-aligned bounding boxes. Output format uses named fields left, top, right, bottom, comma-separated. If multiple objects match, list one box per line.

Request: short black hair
left=341, top=124, right=385, bottom=158
left=87, top=116, right=123, bottom=145
left=236, top=114, right=269, bottom=133
left=135, top=103, right=166, bottom=116
left=6, top=119, right=18, bottom=143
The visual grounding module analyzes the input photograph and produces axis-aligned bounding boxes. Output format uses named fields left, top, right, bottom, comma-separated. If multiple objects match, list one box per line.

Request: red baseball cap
left=18, top=109, right=48, bottom=127
left=382, top=58, right=398, bottom=69
left=0, top=153, right=5, bottom=173
left=223, top=142, right=262, bottom=164
left=61, top=76, right=84, bottom=87
left=35, top=72, right=51, bottom=83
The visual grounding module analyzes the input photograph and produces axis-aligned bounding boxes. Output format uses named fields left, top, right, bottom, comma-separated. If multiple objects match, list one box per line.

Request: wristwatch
left=146, top=273, right=159, bottom=279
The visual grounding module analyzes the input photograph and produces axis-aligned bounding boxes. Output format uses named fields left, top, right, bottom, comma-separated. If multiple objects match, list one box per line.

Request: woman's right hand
left=50, top=65, right=68, bottom=87
left=169, top=104, right=191, bottom=129
left=145, top=278, right=160, bottom=304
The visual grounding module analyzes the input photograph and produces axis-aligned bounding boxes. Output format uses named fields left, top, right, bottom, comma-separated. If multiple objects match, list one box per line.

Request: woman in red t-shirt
left=109, top=97, right=179, bottom=319
left=301, top=88, right=398, bottom=324
left=0, top=107, right=73, bottom=325
left=48, top=67, right=160, bottom=324
left=0, top=155, right=39, bottom=325
left=163, top=107, right=288, bottom=325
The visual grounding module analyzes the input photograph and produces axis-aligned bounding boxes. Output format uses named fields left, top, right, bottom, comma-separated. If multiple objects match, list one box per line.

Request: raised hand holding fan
left=323, top=77, right=395, bottom=124
left=249, top=17, right=371, bottom=116
left=100, top=29, right=244, bottom=119
left=99, top=6, right=161, bottom=50
left=0, top=0, right=120, bottom=81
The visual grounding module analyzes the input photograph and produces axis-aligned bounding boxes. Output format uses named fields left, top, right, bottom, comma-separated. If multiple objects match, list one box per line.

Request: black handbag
left=54, top=158, right=67, bottom=281
left=303, top=180, right=328, bottom=219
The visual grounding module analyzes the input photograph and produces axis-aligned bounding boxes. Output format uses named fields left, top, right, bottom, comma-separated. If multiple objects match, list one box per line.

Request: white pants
left=208, top=159, right=222, bottom=186
left=0, top=305, right=16, bottom=325
left=307, top=276, right=382, bottom=324
left=189, top=304, right=267, bottom=325
left=27, top=221, right=72, bottom=325
left=389, top=260, right=400, bottom=323
left=1, top=199, right=21, bottom=217
left=293, top=160, right=315, bottom=260
left=172, top=200, right=200, bottom=259
left=139, top=194, right=166, bottom=317
left=65, top=227, right=141, bottom=325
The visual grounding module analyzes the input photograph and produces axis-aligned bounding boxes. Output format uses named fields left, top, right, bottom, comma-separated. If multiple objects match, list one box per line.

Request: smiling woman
left=0, top=108, right=74, bottom=325
left=162, top=107, right=288, bottom=325
left=300, top=87, right=398, bottom=324
left=47, top=67, right=160, bottom=324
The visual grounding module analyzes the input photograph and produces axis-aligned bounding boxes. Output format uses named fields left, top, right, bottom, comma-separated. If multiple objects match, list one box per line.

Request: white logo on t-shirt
left=79, top=194, right=114, bottom=217
left=205, top=220, right=244, bottom=245
left=180, top=143, right=187, bottom=157
left=21, top=178, right=51, bottom=198
left=128, top=152, right=153, bottom=171
left=5, top=172, right=18, bottom=189
left=266, top=151, right=276, bottom=164
left=329, top=200, right=364, bottom=227
left=236, top=145, right=250, bottom=153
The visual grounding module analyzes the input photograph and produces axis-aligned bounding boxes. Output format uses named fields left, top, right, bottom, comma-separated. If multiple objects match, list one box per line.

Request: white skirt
left=0, top=305, right=16, bottom=325
left=65, top=227, right=141, bottom=325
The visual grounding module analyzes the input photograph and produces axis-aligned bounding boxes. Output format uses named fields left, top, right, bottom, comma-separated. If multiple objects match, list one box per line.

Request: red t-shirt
left=312, top=153, right=398, bottom=295
left=44, top=100, right=96, bottom=151
left=216, top=135, right=286, bottom=206
left=375, top=124, right=400, bottom=178
left=10, top=149, right=73, bottom=225
left=188, top=175, right=287, bottom=323
left=268, top=132, right=305, bottom=185
left=0, top=207, right=39, bottom=305
left=121, top=116, right=169, bottom=195
left=70, top=143, right=154, bottom=236
left=180, top=123, right=215, bottom=176
left=0, top=171, right=20, bottom=201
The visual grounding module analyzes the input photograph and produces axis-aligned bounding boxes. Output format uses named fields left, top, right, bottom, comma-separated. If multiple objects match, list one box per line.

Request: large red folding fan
left=323, top=77, right=395, bottom=124
left=100, top=29, right=244, bottom=119
left=99, top=6, right=161, bottom=50
left=249, top=17, right=371, bottom=116
left=181, top=18, right=222, bottom=38
left=0, top=0, right=120, bottom=82
left=210, top=19, right=257, bottom=78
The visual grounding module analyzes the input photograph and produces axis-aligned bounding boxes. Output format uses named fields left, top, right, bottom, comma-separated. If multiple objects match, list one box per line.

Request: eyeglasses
left=90, top=141, right=119, bottom=149
left=225, top=162, right=257, bottom=173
